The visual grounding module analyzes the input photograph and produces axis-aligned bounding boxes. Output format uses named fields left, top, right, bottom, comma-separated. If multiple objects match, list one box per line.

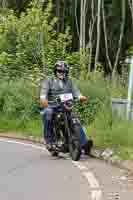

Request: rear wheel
left=69, top=125, right=81, bottom=161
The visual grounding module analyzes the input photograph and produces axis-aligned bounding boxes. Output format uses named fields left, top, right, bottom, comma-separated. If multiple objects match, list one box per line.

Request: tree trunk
left=102, top=0, right=112, bottom=72
left=82, top=0, right=86, bottom=49
left=61, top=0, right=65, bottom=32
left=75, top=0, right=80, bottom=38
left=56, top=0, right=60, bottom=32
left=0, top=0, right=8, bottom=8
left=80, top=0, right=84, bottom=49
left=94, top=0, right=101, bottom=72
left=80, top=0, right=88, bottom=49
left=87, top=0, right=96, bottom=72
left=112, top=0, right=126, bottom=78
left=40, top=32, right=47, bottom=75
left=128, top=0, right=133, bottom=28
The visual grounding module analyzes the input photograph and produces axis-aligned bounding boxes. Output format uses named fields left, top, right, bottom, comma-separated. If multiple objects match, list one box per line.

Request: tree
left=128, top=0, right=133, bottom=28
left=0, top=0, right=8, bottom=8
left=0, top=0, right=72, bottom=79
left=102, top=0, right=112, bottom=72
left=112, top=0, right=126, bottom=77
left=0, top=0, right=132, bottom=77
left=79, top=0, right=87, bottom=49
left=94, top=0, right=101, bottom=72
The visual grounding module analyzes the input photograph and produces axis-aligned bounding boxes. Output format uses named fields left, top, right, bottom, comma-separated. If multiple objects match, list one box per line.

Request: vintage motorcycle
left=51, top=93, right=81, bottom=161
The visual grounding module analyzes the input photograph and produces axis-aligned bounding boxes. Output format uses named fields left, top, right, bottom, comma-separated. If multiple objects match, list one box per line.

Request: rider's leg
left=80, top=126, right=93, bottom=154
left=70, top=112, right=88, bottom=144
left=70, top=112, right=93, bottom=154
left=42, top=108, right=55, bottom=149
left=79, top=126, right=88, bottom=146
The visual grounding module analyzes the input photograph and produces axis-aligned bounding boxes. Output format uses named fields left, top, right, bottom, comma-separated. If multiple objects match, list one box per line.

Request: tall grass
left=0, top=78, right=38, bottom=119
left=73, top=75, right=111, bottom=125
left=0, top=78, right=42, bottom=137
left=75, top=73, right=132, bottom=159
left=0, top=74, right=132, bottom=159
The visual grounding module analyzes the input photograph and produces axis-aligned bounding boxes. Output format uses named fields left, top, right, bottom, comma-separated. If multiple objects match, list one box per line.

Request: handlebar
left=55, top=96, right=79, bottom=110
left=56, top=96, right=78, bottom=104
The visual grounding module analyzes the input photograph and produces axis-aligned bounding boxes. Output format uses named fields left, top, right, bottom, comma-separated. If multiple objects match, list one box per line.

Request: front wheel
left=51, top=151, right=59, bottom=157
left=69, top=125, right=81, bottom=161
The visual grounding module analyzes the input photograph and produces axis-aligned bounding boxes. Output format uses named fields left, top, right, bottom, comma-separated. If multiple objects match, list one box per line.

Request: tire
left=69, top=140, right=81, bottom=161
left=51, top=151, right=59, bottom=157
left=69, top=125, right=81, bottom=161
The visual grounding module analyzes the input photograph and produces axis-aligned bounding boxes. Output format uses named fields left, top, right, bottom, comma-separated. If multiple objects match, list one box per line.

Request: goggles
left=56, top=70, right=65, bottom=74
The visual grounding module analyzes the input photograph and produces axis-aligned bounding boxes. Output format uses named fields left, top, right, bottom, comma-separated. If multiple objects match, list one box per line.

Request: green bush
left=0, top=0, right=72, bottom=80
left=87, top=102, right=112, bottom=145
left=0, top=79, right=37, bottom=122
left=73, top=75, right=111, bottom=125
left=88, top=113, right=133, bottom=159
left=0, top=75, right=109, bottom=127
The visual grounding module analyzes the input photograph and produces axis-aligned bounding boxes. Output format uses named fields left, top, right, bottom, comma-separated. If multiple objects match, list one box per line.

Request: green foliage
left=0, top=75, right=109, bottom=128
left=0, top=0, right=72, bottom=79
left=65, top=51, right=80, bottom=78
left=76, top=73, right=111, bottom=101
left=73, top=75, right=111, bottom=125
left=128, top=46, right=133, bottom=56
left=0, top=78, right=37, bottom=123
left=88, top=109, right=133, bottom=160
left=0, top=117, right=42, bottom=137
left=74, top=98, right=102, bottom=125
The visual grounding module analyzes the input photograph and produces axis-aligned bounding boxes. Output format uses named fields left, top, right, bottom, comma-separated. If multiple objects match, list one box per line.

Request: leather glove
left=40, top=99, right=48, bottom=108
left=80, top=96, right=87, bottom=103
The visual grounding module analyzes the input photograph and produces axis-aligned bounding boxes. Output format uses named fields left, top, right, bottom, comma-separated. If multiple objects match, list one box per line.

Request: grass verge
left=87, top=109, right=133, bottom=160
left=0, top=117, right=42, bottom=138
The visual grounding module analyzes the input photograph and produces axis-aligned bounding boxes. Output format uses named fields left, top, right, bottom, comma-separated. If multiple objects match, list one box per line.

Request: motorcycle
left=51, top=93, right=81, bottom=161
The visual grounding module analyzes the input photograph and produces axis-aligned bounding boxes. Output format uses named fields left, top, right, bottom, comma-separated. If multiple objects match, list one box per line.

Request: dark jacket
left=40, top=77, right=80, bottom=106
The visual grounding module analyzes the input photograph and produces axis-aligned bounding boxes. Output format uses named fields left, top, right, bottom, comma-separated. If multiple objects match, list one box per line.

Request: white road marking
left=0, top=138, right=47, bottom=151
left=83, top=172, right=99, bottom=188
left=91, top=190, right=102, bottom=200
left=72, top=161, right=88, bottom=170
left=73, top=161, right=102, bottom=200
left=0, top=137, right=102, bottom=200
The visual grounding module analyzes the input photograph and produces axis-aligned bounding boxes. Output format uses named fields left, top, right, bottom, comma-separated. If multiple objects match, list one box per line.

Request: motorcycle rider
left=40, top=60, right=93, bottom=154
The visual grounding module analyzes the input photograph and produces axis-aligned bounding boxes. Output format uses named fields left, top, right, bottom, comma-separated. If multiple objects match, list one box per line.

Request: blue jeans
left=42, top=107, right=89, bottom=146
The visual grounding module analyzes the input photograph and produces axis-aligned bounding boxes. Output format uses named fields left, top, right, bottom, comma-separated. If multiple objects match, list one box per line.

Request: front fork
left=64, top=112, right=80, bottom=143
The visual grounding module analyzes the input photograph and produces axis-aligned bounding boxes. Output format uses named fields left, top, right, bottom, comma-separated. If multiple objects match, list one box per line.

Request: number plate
left=59, top=93, right=73, bottom=102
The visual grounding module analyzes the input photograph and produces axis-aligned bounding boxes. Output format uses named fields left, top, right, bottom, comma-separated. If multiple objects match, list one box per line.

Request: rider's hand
left=79, top=96, right=88, bottom=103
left=40, top=99, right=48, bottom=108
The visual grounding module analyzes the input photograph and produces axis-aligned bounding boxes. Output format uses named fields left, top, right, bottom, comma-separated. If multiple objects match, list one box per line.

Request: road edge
left=0, top=132, right=133, bottom=174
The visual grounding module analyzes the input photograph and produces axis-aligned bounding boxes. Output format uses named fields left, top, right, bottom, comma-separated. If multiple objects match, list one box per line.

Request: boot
left=82, top=139, right=93, bottom=155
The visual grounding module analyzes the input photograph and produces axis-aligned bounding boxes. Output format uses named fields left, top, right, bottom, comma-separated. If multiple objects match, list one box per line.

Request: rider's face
left=56, top=70, right=65, bottom=80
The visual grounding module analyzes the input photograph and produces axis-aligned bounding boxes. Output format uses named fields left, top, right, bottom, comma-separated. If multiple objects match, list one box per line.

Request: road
left=0, top=137, right=133, bottom=200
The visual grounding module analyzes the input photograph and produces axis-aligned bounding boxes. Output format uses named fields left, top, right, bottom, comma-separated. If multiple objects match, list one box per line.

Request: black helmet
left=54, top=60, right=69, bottom=75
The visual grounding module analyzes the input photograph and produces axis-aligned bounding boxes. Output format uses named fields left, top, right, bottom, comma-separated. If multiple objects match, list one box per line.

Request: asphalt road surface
left=0, top=137, right=133, bottom=200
